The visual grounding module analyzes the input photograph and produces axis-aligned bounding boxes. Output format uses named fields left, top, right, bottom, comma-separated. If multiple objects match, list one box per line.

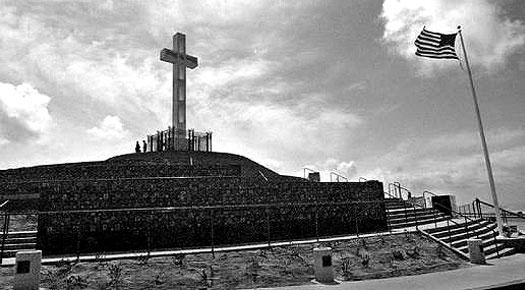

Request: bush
left=107, top=262, right=124, bottom=289
left=340, top=256, right=352, bottom=279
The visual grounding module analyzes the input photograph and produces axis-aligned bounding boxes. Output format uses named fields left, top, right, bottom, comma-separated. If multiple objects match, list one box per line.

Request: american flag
left=415, top=27, right=459, bottom=60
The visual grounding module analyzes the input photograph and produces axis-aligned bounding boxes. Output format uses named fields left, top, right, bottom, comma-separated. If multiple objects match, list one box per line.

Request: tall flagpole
left=457, top=26, right=504, bottom=235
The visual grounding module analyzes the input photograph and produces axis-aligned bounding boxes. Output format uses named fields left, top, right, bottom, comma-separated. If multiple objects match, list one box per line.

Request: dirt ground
left=0, top=232, right=469, bottom=289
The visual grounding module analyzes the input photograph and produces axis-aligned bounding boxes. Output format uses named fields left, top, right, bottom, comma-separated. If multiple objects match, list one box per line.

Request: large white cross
left=160, top=33, right=198, bottom=137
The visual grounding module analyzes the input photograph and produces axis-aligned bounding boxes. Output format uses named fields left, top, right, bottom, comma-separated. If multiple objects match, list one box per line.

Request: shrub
left=107, top=262, right=124, bottom=289
left=392, top=249, right=405, bottom=261
left=136, top=251, right=150, bottom=265
left=154, top=269, right=166, bottom=285
left=172, top=253, right=185, bottom=266
left=359, top=249, right=370, bottom=268
left=340, top=256, right=352, bottom=279
left=406, top=246, right=420, bottom=259
left=65, top=275, right=88, bottom=289
left=246, top=257, right=261, bottom=284
left=95, top=252, right=106, bottom=268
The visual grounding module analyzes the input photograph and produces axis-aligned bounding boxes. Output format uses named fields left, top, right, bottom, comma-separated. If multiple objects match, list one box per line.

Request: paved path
left=266, top=254, right=525, bottom=290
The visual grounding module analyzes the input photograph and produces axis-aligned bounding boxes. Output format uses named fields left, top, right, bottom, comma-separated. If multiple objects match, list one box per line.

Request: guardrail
left=1, top=200, right=10, bottom=265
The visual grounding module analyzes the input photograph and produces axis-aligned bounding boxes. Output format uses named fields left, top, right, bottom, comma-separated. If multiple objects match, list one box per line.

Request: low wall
left=35, top=178, right=386, bottom=255
left=0, top=163, right=240, bottom=183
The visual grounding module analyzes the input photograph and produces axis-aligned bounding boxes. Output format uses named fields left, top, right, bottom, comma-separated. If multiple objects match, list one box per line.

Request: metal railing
left=387, top=185, right=502, bottom=259
left=36, top=198, right=388, bottom=259
left=329, top=172, right=348, bottom=182
left=1, top=200, right=10, bottom=265
left=303, top=167, right=316, bottom=179
left=459, top=198, right=525, bottom=236
left=387, top=182, right=413, bottom=200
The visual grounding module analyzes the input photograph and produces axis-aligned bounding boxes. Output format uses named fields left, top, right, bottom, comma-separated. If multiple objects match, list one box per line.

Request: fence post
left=315, top=206, right=319, bottom=242
left=76, top=226, right=81, bottom=262
left=414, top=205, right=418, bottom=230
left=403, top=199, right=408, bottom=227
left=433, top=207, right=437, bottom=228
left=266, top=207, right=271, bottom=248
left=210, top=209, right=215, bottom=259
left=464, top=216, right=469, bottom=239
left=147, top=211, right=152, bottom=256
left=355, top=205, right=360, bottom=237
left=493, top=230, right=500, bottom=258
left=0, top=212, right=10, bottom=266
left=447, top=219, right=452, bottom=246
left=476, top=199, right=483, bottom=219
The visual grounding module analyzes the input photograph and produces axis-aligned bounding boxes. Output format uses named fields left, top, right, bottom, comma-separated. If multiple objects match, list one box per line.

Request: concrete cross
left=160, top=33, right=198, bottom=136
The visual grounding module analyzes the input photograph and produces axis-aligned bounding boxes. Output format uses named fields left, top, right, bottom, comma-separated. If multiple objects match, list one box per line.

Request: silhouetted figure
left=135, top=141, right=141, bottom=153
left=142, top=140, right=147, bottom=153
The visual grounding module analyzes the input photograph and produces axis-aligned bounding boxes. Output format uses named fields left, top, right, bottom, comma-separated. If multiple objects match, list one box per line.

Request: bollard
left=313, top=247, right=334, bottom=283
left=467, top=239, right=485, bottom=264
left=14, top=250, right=42, bottom=290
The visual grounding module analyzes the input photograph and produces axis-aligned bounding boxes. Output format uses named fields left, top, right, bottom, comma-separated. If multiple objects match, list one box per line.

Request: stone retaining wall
left=36, top=178, right=386, bottom=255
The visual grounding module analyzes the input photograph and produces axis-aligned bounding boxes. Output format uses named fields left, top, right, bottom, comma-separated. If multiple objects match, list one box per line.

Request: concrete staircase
left=386, top=198, right=450, bottom=229
left=0, top=231, right=37, bottom=259
left=385, top=197, right=515, bottom=260
left=422, top=219, right=515, bottom=260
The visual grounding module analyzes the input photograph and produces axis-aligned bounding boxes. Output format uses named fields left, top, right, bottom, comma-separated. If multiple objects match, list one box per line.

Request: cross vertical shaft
left=160, top=32, right=198, bottom=150
left=173, top=33, right=186, bottom=132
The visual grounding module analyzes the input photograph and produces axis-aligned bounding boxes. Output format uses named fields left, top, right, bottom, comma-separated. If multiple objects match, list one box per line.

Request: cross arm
left=160, top=48, right=198, bottom=69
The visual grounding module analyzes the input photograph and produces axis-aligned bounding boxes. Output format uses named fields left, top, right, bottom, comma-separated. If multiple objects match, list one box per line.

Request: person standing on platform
left=142, top=140, right=147, bottom=153
left=135, top=141, right=141, bottom=153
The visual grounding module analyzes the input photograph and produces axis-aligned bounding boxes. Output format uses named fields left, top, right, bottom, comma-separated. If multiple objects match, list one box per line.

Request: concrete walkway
left=266, top=254, right=525, bottom=290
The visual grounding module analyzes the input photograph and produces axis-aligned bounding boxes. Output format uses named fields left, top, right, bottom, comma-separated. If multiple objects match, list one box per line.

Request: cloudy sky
left=0, top=0, right=524, bottom=209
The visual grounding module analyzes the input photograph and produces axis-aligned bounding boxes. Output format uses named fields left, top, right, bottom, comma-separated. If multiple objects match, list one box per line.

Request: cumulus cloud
left=359, top=128, right=525, bottom=205
left=87, top=115, right=129, bottom=140
left=381, top=0, right=525, bottom=73
left=0, top=82, right=53, bottom=144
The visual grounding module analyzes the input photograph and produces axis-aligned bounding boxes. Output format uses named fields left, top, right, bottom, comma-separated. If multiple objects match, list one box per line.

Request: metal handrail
left=423, top=190, right=441, bottom=208
left=329, top=172, right=348, bottom=182
left=303, top=167, right=316, bottom=179
left=388, top=182, right=413, bottom=200
left=475, top=198, right=525, bottom=221
left=384, top=191, right=397, bottom=199
left=1, top=200, right=10, bottom=266
left=432, top=202, right=503, bottom=257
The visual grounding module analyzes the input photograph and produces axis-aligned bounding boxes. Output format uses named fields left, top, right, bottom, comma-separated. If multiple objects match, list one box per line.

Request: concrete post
left=313, top=247, right=333, bottom=283
left=467, top=239, right=485, bottom=264
left=14, top=250, right=42, bottom=290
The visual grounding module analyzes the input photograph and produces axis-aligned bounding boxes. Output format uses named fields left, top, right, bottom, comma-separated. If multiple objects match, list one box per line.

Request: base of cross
left=145, top=127, right=212, bottom=152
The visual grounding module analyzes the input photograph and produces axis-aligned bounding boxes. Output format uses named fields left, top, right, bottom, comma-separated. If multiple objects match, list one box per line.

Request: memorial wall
left=35, top=178, right=386, bottom=255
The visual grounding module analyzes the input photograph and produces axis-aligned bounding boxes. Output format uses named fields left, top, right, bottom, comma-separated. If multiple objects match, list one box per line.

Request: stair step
left=4, top=231, right=37, bottom=239
left=441, top=224, right=497, bottom=244
left=457, top=233, right=498, bottom=252
left=1, top=249, right=24, bottom=258
left=432, top=220, right=493, bottom=238
left=487, top=246, right=516, bottom=260
left=388, top=212, right=449, bottom=225
left=483, top=242, right=510, bottom=257
left=1, top=243, right=36, bottom=250
left=387, top=207, right=440, bottom=216
left=388, top=216, right=450, bottom=228
left=449, top=227, right=498, bottom=247
left=3, top=236, right=37, bottom=244
left=424, top=219, right=484, bottom=234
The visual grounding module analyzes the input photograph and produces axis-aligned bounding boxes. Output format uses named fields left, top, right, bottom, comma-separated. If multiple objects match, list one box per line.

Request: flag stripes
left=415, top=27, right=458, bottom=60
